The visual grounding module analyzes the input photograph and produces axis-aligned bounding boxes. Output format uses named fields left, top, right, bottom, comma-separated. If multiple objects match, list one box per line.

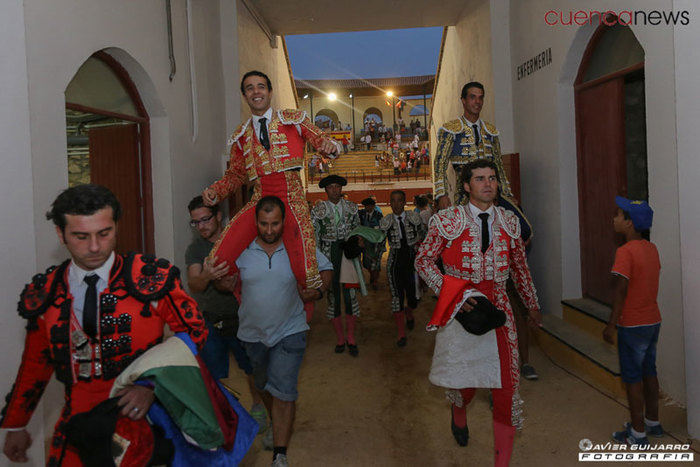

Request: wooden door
left=89, top=124, right=143, bottom=254
left=575, top=79, right=626, bottom=305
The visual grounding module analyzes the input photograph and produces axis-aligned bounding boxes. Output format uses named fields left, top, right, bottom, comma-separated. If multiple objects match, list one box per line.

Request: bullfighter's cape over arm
left=0, top=254, right=206, bottom=431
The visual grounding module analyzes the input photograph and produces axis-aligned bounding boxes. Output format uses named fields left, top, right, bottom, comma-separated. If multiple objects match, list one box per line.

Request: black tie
left=259, top=117, right=270, bottom=151
left=398, top=216, right=408, bottom=248
left=472, top=124, right=480, bottom=147
left=478, top=213, right=489, bottom=253
left=83, top=274, right=99, bottom=338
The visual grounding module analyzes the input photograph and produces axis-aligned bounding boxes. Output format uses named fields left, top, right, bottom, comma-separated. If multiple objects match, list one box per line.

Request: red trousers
left=459, top=324, right=516, bottom=425
left=210, top=171, right=322, bottom=312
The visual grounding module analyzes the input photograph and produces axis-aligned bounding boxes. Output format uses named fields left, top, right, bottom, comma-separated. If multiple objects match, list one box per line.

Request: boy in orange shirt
left=604, top=196, right=662, bottom=446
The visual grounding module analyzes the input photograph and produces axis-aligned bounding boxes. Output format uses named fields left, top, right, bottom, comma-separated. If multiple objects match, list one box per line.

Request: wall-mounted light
left=386, top=91, right=394, bottom=97
left=303, top=94, right=309, bottom=99
left=328, top=93, right=337, bottom=101
left=349, top=93, right=353, bottom=98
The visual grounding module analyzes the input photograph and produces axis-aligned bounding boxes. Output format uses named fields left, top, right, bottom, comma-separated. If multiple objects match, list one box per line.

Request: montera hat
left=319, top=174, right=347, bottom=189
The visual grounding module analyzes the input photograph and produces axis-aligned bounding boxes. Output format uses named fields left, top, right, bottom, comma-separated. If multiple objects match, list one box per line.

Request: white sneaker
left=272, top=454, right=289, bottom=467
left=261, top=428, right=273, bottom=451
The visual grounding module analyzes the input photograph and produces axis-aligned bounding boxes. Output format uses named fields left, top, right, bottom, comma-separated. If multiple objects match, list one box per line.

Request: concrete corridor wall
left=237, top=0, right=297, bottom=119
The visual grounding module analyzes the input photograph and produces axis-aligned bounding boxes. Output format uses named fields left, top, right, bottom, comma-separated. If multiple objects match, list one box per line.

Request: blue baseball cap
left=615, top=196, right=653, bottom=230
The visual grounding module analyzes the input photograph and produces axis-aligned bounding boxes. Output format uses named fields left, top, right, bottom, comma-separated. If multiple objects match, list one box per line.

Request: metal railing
left=307, top=167, right=431, bottom=184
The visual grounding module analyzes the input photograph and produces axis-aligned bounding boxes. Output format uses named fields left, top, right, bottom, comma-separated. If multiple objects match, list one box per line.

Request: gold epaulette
left=482, top=121, right=500, bottom=136
left=439, top=118, right=465, bottom=135
left=278, top=108, right=307, bottom=125
left=227, top=119, right=250, bottom=146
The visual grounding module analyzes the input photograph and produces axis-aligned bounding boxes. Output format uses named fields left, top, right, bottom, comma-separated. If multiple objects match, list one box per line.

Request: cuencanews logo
left=545, top=10, right=690, bottom=26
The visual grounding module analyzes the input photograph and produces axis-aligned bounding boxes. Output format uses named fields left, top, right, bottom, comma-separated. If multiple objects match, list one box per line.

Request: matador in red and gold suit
left=415, top=166, right=540, bottom=465
left=203, top=107, right=339, bottom=312
left=0, top=253, right=206, bottom=466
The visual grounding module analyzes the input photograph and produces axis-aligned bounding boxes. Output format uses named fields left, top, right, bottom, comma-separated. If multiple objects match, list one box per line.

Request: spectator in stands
left=393, top=158, right=400, bottom=175
left=341, top=136, right=349, bottom=154
left=365, top=133, right=372, bottom=151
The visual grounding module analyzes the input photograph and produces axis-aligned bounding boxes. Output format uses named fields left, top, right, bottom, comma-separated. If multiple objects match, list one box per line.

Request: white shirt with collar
left=468, top=202, right=495, bottom=242
left=252, top=107, right=274, bottom=142
left=68, top=252, right=115, bottom=326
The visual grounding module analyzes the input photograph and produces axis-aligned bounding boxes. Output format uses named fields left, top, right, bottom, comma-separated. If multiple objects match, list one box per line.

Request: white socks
left=644, top=417, right=660, bottom=427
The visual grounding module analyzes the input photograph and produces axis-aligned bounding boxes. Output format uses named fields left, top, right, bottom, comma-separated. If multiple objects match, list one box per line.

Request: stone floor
left=226, top=274, right=697, bottom=466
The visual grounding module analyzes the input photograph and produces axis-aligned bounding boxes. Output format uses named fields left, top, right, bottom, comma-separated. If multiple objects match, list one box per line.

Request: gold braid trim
left=284, top=171, right=322, bottom=289
left=491, top=136, right=512, bottom=197
left=433, top=129, right=456, bottom=197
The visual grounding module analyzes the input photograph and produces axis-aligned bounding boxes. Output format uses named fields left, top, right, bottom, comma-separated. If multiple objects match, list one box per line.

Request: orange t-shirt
left=611, top=240, right=661, bottom=327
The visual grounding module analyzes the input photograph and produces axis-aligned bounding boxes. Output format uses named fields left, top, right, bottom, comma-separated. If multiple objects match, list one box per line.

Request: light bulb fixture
left=328, top=93, right=337, bottom=101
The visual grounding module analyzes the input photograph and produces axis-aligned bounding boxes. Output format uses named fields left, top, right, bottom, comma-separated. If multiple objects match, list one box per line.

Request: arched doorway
left=363, top=107, right=383, bottom=124
left=65, top=51, right=154, bottom=254
left=314, top=108, right=340, bottom=130
left=575, top=20, right=646, bottom=304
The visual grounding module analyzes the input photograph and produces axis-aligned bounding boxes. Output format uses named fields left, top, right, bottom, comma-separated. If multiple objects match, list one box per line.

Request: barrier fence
left=307, top=168, right=431, bottom=184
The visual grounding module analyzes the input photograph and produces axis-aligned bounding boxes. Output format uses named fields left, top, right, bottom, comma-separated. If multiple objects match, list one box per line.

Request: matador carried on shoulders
left=433, top=81, right=531, bottom=242
left=203, top=70, right=340, bottom=316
